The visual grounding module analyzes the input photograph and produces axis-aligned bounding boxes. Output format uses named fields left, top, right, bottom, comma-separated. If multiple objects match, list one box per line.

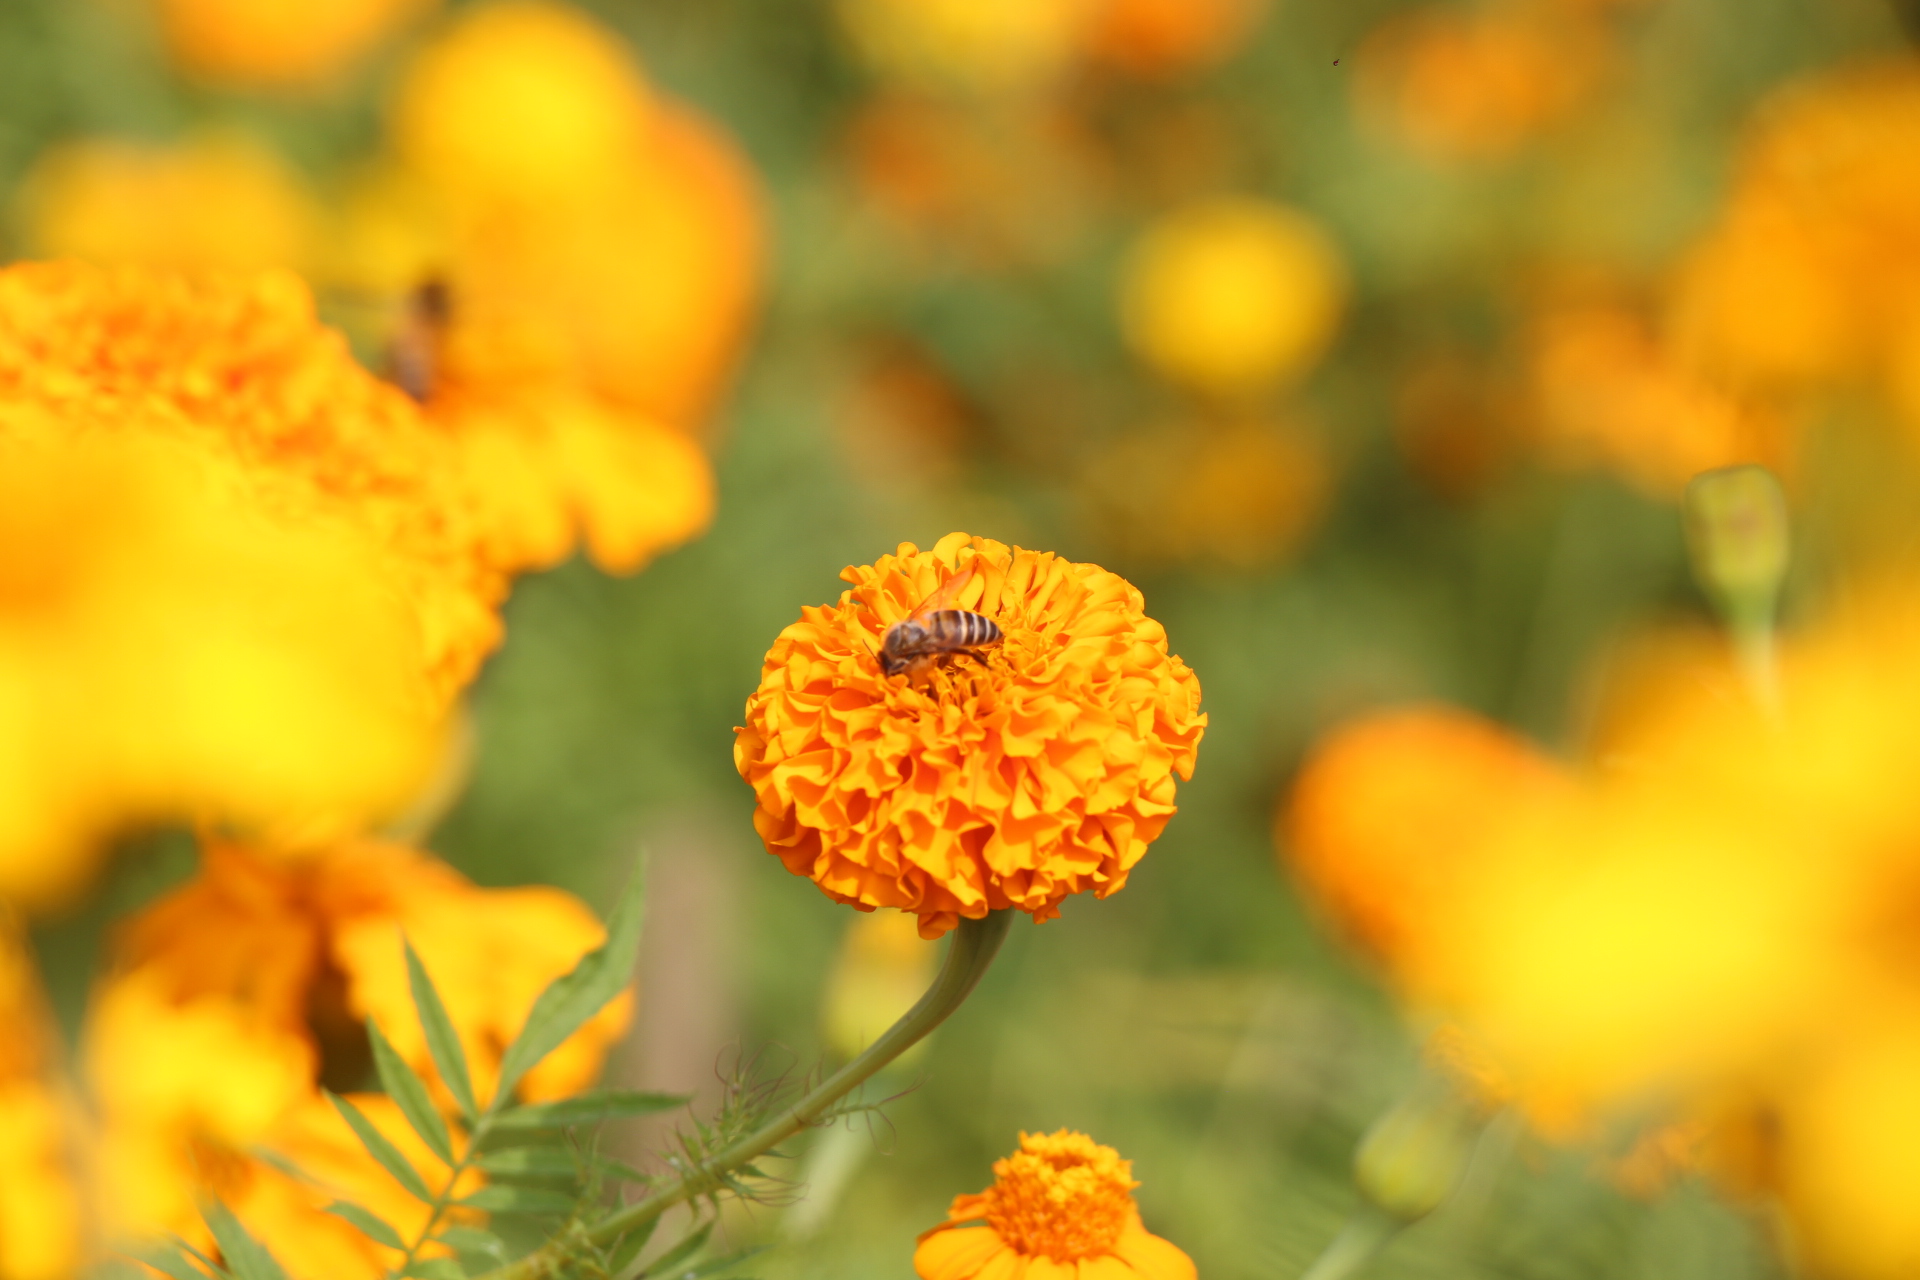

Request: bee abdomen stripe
left=931, top=611, right=1002, bottom=646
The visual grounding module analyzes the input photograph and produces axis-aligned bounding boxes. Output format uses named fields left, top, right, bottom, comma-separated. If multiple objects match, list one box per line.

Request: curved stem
left=475, top=909, right=1014, bottom=1280
left=1298, top=1208, right=1399, bottom=1280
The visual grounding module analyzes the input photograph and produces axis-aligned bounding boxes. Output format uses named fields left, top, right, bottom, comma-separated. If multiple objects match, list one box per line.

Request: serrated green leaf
left=606, top=1217, right=660, bottom=1278
left=325, top=1091, right=434, bottom=1203
left=494, top=869, right=644, bottom=1101
left=400, top=1260, right=466, bottom=1280
left=490, top=1090, right=686, bottom=1132
left=638, top=1221, right=711, bottom=1279
left=320, top=1200, right=406, bottom=1251
left=201, top=1201, right=290, bottom=1280
left=476, top=1147, right=578, bottom=1179
left=460, top=1185, right=579, bottom=1215
left=368, top=1018, right=453, bottom=1164
left=436, top=1226, right=507, bottom=1260
left=405, top=938, right=478, bottom=1123
left=123, top=1243, right=214, bottom=1280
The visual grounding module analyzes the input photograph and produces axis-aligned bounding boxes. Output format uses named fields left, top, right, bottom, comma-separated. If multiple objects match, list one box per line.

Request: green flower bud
left=1352, top=1089, right=1479, bottom=1224
left=1683, top=464, right=1789, bottom=632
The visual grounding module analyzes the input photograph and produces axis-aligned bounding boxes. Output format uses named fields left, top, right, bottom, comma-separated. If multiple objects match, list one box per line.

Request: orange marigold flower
left=914, top=1130, right=1195, bottom=1280
left=735, top=533, right=1205, bottom=938
left=1282, top=704, right=1572, bottom=968
left=147, top=0, right=436, bottom=88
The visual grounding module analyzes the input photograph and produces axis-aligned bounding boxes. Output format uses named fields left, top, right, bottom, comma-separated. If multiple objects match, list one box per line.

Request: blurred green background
left=9, top=0, right=1916, bottom=1275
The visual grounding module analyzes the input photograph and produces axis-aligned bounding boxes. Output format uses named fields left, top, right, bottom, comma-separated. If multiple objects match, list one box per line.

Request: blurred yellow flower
left=148, top=0, right=436, bottom=88
left=822, top=910, right=938, bottom=1060
left=16, top=130, right=319, bottom=274
left=914, top=1130, right=1194, bottom=1280
left=0, top=914, right=81, bottom=1280
left=836, top=0, right=1092, bottom=98
left=0, top=433, right=435, bottom=907
left=0, top=261, right=507, bottom=711
left=390, top=0, right=652, bottom=204
left=1086, top=419, right=1331, bottom=569
left=1119, top=197, right=1347, bottom=399
left=735, top=532, right=1205, bottom=938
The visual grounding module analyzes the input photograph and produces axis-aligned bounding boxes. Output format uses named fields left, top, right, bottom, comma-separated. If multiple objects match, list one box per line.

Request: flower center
left=983, top=1130, right=1139, bottom=1261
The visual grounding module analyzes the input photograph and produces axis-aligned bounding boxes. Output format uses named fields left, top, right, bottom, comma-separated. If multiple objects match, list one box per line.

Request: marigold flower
left=0, top=261, right=506, bottom=712
left=147, top=0, right=436, bottom=87
left=915, top=1130, right=1195, bottom=1280
left=1118, top=197, right=1347, bottom=398
left=1283, top=705, right=1572, bottom=966
left=0, top=432, right=437, bottom=906
left=16, top=130, right=319, bottom=275
left=0, top=914, right=81, bottom=1280
left=836, top=0, right=1091, bottom=97
left=735, top=533, right=1205, bottom=938
left=1083, top=0, right=1266, bottom=79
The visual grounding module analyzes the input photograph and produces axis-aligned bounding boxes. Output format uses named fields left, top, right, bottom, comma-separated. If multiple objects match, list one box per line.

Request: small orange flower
left=735, top=533, right=1205, bottom=938
left=914, top=1130, right=1195, bottom=1280
left=147, top=0, right=435, bottom=88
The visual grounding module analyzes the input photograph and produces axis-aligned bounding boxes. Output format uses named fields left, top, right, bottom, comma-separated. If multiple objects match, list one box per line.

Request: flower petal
left=1113, top=1220, right=1196, bottom=1280
left=915, top=1227, right=1012, bottom=1280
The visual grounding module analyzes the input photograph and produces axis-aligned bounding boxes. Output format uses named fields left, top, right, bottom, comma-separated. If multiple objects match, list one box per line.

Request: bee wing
left=905, top=564, right=976, bottom=625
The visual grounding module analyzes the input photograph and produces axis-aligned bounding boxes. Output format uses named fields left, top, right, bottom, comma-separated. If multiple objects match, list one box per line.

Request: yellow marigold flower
left=0, top=433, right=436, bottom=906
left=1119, top=197, right=1347, bottom=398
left=148, top=0, right=436, bottom=88
left=914, top=1130, right=1195, bottom=1280
left=0, top=914, right=82, bottom=1280
left=735, top=533, right=1205, bottom=939
left=16, top=130, right=319, bottom=275
left=0, top=261, right=506, bottom=712
left=392, top=0, right=651, bottom=204
left=836, top=0, right=1092, bottom=97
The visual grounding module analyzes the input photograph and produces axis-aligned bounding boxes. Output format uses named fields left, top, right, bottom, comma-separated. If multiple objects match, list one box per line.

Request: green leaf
left=638, top=1222, right=711, bottom=1279
left=605, top=1217, right=659, bottom=1277
left=460, top=1184, right=579, bottom=1215
left=490, top=1090, right=686, bottom=1133
left=475, top=1147, right=578, bottom=1179
left=122, top=1243, right=215, bottom=1280
left=320, top=1200, right=406, bottom=1252
left=494, top=869, right=644, bottom=1102
left=325, top=1091, right=434, bottom=1203
left=400, top=1261, right=466, bottom=1280
left=201, top=1201, right=291, bottom=1280
left=436, top=1226, right=507, bottom=1260
left=405, top=938, right=478, bottom=1122
left=367, top=1017, right=453, bottom=1164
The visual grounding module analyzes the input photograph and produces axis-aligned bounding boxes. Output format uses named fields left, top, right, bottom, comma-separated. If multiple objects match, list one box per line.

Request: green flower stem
left=474, top=909, right=1014, bottom=1280
left=1297, top=1208, right=1400, bottom=1280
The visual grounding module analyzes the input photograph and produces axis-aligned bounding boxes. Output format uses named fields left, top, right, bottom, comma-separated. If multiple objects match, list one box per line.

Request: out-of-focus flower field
left=10, top=0, right=1920, bottom=1277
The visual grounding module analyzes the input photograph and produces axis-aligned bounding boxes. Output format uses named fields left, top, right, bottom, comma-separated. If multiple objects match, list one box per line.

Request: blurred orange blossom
left=914, top=1129, right=1195, bottom=1280
left=146, top=0, right=436, bottom=88
left=0, top=914, right=81, bottom=1280
left=735, top=533, right=1205, bottom=938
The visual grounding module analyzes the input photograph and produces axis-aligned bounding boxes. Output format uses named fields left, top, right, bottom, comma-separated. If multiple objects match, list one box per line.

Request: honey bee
left=878, top=565, right=1003, bottom=682
left=386, top=277, right=451, bottom=403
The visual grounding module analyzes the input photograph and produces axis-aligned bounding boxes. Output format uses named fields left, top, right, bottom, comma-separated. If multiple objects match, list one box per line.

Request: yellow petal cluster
left=1284, top=585, right=1920, bottom=1277
left=0, top=914, right=81, bottom=1280
left=915, top=1130, right=1195, bottom=1280
left=735, top=533, right=1205, bottom=938
left=87, top=837, right=629, bottom=1271
left=1118, top=197, right=1347, bottom=399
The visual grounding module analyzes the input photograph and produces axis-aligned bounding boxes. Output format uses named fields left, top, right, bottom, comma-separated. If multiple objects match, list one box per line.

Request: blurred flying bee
left=878, top=565, right=1003, bottom=682
left=386, top=277, right=451, bottom=402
